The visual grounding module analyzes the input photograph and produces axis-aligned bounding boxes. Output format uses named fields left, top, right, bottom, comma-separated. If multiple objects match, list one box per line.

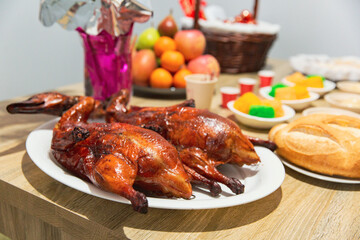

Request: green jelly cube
left=269, top=83, right=287, bottom=97
left=307, top=75, right=325, bottom=81
left=249, top=105, right=275, bottom=118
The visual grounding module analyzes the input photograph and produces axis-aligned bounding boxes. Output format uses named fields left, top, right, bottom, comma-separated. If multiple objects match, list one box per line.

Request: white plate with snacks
left=281, top=157, right=360, bottom=184
left=302, top=107, right=360, bottom=118
left=259, top=86, right=320, bottom=111
left=290, top=54, right=360, bottom=81
left=324, top=92, right=360, bottom=113
left=227, top=101, right=295, bottom=129
left=337, top=81, right=360, bottom=94
left=26, top=118, right=285, bottom=210
left=282, top=78, right=335, bottom=96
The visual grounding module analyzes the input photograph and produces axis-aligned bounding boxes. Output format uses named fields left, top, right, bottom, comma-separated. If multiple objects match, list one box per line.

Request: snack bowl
left=302, top=107, right=360, bottom=118
left=324, top=92, right=360, bottom=113
left=227, top=100, right=295, bottom=129
left=337, top=81, right=360, bottom=94
left=282, top=78, right=336, bottom=96
left=259, top=86, right=320, bottom=111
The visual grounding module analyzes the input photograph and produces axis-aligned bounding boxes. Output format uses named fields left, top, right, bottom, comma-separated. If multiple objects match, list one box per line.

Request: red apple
left=187, top=55, right=221, bottom=76
left=174, top=30, right=206, bottom=61
left=132, top=49, right=157, bottom=86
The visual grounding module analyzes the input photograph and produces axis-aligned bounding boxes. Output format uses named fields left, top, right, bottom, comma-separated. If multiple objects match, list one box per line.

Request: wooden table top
left=0, top=59, right=359, bottom=240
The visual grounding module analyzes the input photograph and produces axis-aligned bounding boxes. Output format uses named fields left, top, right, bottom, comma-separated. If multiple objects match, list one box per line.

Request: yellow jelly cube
left=306, top=76, right=324, bottom=88
left=275, top=86, right=310, bottom=100
left=294, top=86, right=310, bottom=99
left=261, top=99, right=284, bottom=117
left=274, top=87, right=296, bottom=100
left=234, top=92, right=261, bottom=114
left=286, top=72, right=307, bottom=85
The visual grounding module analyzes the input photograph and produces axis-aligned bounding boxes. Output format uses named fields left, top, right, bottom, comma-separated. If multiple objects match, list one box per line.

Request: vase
left=77, top=26, right=133, bottom=100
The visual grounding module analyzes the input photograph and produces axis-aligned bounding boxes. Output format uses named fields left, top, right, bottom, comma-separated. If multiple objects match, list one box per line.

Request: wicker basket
left=203, top=29, right=277, bottom=73
left=191, top=0, right=277, bottom=73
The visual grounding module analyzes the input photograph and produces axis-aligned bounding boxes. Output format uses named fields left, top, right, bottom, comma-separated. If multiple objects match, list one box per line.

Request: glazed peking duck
left=106, top=90, right=262, bottom=194
left=8, top=95, right=192, bottom=213
left=7, top=90, right=274, bottom=210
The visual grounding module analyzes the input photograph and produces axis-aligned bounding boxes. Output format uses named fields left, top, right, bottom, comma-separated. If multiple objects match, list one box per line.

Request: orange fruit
left=154, top=36, right=177, bottom=57
left=173, top=69, right=192, bottom=88
left=150, top=68, right=173, bottom=88
left=161, top=50, right=185, bottom=73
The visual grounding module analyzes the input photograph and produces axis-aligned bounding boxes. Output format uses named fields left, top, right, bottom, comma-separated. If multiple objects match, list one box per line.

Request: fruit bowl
left=282, top=78, right=335, bottom=96
left=227, top=100, right=295, bottom=129
left=259, top=86, right=320, bottom=111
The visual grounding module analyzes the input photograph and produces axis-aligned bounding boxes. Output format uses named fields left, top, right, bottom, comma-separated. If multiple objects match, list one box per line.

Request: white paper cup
left=185, top=74, right=218, bottom=109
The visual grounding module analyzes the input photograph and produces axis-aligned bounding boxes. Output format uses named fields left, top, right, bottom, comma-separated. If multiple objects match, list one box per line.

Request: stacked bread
left=269, top=114, right=360, bottom=178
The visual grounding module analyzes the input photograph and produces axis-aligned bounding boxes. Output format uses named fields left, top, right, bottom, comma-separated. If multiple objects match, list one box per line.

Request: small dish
left=227, top=100, right=295, bottom=129
left=324, top=92, right=360, bottom=113
left=337, top=81, right=360, bottom=94
left=302, top=107, right=360, bottom=118
left=282, top=78, right=336, bottom=96
left=259, top=86, right=320, bottom=111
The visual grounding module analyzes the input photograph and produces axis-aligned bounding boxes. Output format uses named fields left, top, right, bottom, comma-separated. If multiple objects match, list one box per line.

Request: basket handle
left=193, top=0, right=259, bottom=29
left=193, top=0, right=201, bottom=29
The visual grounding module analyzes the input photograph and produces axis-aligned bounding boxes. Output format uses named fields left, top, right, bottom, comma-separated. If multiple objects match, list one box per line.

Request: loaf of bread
left=269, top=114, right=360, bottom=178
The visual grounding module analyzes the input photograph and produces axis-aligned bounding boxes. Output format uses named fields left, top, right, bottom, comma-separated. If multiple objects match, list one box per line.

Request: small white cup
left=185, top=74, right=218, bottom=109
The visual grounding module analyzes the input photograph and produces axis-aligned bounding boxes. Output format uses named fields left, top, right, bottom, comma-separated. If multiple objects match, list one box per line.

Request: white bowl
left=324, top=92, right=360, bottom=113
left=337, top=81, right=360, bottom=94
left=259, top=86, right=320, bottom=111
left=302, top=107, right=360, bottom=118
left=282, top=78, right=336, bottom=96
left=227, top=100, right=295, bottom=129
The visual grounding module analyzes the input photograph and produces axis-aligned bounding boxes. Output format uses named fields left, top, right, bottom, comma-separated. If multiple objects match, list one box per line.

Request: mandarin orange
left=173, top=69, right=192, bottom=88
left=150, top=68, right=173, bottom=88
left=160, top=50, right=185, bottom=73
left=154, top=36, right=177, bottom=57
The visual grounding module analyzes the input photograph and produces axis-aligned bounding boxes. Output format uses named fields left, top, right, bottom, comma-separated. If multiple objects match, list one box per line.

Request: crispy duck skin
left=8, top=96, right=192, bottom=213
left=7, top=91, right=276, bottom=151
left=106, top=90, right=262, bottom=194
left=7, top=91, right=276, bottom=196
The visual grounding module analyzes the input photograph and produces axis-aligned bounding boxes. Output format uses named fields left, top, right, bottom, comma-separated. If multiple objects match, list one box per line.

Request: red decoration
left=234, top=10, right=256, bottom=24
left=179, top=0, right=207, bottom=20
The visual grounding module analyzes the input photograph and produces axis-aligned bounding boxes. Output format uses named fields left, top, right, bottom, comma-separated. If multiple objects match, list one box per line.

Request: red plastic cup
left=238, top=78, right=256, bottom=96
left=258, top=70, right=275, bottom=88
left=220, top=87, right=240, bottom=108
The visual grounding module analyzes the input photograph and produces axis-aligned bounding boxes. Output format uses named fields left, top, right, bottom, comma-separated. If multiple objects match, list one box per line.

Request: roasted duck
left=8, top=96, right=192, bottom=213
left=8, top=91, right=275, bottom=196
left=106, top=90, right=262, bottom=194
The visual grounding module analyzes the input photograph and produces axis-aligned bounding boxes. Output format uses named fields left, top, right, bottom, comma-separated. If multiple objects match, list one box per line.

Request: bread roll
left=269, top=114, right=360, bottom=178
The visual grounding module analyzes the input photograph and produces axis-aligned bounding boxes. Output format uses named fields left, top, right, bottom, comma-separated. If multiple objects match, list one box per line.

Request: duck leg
left=183, top=165, right=221, bottom=197
left=179, top=147, right=245, bottom=194
left=94, top=154, right=148, bottom=214
left=246, top=136, right=277, bottom=151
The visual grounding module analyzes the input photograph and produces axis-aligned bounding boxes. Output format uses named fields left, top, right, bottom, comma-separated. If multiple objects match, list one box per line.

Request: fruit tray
left=133, top=85, right=186, bottom=99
